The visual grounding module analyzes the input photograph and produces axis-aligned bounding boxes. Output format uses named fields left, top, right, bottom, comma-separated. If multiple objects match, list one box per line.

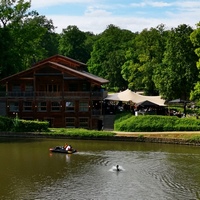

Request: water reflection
left=0, top=138, right=200, bottom=200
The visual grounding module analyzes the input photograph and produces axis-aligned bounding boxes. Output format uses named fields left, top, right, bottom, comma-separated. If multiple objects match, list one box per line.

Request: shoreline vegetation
left=1, top=129, right=200, bottom=146
left=1, top=114, right=200, bottom=145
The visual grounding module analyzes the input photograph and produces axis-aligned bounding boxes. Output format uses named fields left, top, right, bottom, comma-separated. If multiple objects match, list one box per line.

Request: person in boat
left=64, top=143, right=68, bottom=149
left=66, top=144, right=72, bottom=151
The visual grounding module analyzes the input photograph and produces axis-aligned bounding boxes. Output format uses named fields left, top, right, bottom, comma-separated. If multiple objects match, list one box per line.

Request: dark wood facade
left=0, top=55, right=109, bottom=129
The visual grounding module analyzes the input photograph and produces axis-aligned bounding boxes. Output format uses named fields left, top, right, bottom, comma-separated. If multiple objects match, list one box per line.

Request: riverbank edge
left=1, top=131, right=200, bottom=146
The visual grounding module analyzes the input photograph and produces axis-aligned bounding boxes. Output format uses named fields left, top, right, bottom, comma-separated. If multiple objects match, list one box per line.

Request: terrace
left=0, top=91, right=108, bottom=100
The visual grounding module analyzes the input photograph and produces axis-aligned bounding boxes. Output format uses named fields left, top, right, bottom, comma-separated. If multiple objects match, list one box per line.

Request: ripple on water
left=109, top=165, right=125, bottom=172
left=3, top=146, right=200, bottom=200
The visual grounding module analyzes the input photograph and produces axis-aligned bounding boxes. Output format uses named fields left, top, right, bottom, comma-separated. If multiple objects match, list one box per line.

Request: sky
left=31, top=0, right=200, bottom=34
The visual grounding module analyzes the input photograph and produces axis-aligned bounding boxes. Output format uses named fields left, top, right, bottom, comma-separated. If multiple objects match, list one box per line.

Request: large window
left=25, top=84, right=33, bottom=92
left=23, top=102, right=32, bottom=111
left=12, top=85, right=21, bottom=96
left=69, top=83, right=78, bottom=91
left=82, top=83, right=90, bottom=91
left=38, top=102, right=47, bottom=112
left=9, top=102, right=19, bottom=112
left=79, top=118, right=89, bottom=128
left=25, top=84, right=33, bottom=96
left=79, top=101, right=89, bottom=112
left=65, top=117, right=75, bottom=128
left=12, top=85, right=20, bottom=92
left=47, top=84, right=60, bottom=92
left=51, top=101, right=60, bottom=111
left=65, top=101, right=75, bottom=112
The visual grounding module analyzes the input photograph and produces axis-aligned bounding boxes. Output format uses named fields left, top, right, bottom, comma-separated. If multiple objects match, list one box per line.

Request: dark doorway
left=97, top=119, right=103, bottom=131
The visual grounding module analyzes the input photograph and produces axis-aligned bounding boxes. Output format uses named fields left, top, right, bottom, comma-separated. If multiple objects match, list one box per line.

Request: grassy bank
left=1, top=114, right=200, bottom=144
left=45, top=130, right=200, bottom=144
left=1, top=128, right=200, bottom=144
left=47, top=128, right=115, bottom=137
left=43, top=128, right=200, bottom=143
left=114, top=131, right=200, bottom=142
left=114, top=114, right=200, bottom=132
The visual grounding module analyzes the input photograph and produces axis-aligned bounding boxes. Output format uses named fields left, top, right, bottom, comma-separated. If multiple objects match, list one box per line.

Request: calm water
left=0, top=138, right=200, bottom=200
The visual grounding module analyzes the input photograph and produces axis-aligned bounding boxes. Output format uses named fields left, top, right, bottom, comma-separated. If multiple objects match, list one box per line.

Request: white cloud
left=130, top=0, right=200, bottom=9
left=48, top=14, right=111, bottom=33
left=48, top=12, right=198, bottom=34
left=176, top=1, right=200, bottom=8
left=31, top=0, right=94, bottom=9
left=85, top=6, right=112, bottom=17
left=130, top=1, right=172, bottom=8
left=130, top=2, right=147, bottom=7
left=148, top=1, right=172, bottom=7
left=30, top=0, right=200, bottom=34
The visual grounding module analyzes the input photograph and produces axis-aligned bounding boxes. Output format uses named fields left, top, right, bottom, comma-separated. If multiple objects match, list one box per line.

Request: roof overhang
left=0, top=60, right=109, bottom=86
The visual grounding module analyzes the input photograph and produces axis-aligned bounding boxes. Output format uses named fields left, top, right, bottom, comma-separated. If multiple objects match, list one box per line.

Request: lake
left=0, top=138, right=200, bottom=200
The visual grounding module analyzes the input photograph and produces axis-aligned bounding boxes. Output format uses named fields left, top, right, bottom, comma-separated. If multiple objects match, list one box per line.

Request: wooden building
left=0, top=55, right=109, bottom=129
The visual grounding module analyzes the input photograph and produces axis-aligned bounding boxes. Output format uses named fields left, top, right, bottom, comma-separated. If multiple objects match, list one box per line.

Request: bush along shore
left=1, top=128, right=200, bottom=146
left=1, top=115, right=200, bottom=145
left=113, top=113, right=200, bottom=145
left=114, top=114, right=200, bottom=132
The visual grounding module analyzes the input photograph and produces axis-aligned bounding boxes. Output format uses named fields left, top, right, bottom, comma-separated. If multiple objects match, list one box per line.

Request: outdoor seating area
left=104, top=89, right=166, bottom=116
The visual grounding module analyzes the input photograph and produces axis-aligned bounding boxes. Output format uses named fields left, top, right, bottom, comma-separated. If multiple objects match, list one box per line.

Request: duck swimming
left=109, top=165, right=124, bottom=172
left=116, top=165, right=121, bottom=171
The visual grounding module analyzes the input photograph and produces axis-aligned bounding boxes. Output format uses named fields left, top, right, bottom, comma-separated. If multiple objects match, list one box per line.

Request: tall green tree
left=16, top=15, right=59, bottom=68
left=190, top=22, right=200, bottom=101
left=121, top=40, right=142, bottom=91
left=0, top=0, right=35, bottom=27
left=122, top=24, right=167, bottom=95
left=0, top=0, right=34, bottom=77
left=59, top=25, right=90, bottom=63
left=87, top=24, right=135, bottom=90
left=84, top=31, right=99, bottom=61
left=153, top=24, right=198, bottom=100
left=0, top=0, right=58, bottom=78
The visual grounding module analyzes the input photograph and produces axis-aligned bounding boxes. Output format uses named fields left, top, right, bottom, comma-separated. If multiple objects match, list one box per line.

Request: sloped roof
left=105, top=89, right=135, bottom=102
left=32, top=54, right=86, bottom=68
left=105, top=89, right=166, bottom=106
left=0, top=55, right=109, bottom=85
left=49, top=61, right=109, bottom=84
left=136, top=100, right=160, bottom=107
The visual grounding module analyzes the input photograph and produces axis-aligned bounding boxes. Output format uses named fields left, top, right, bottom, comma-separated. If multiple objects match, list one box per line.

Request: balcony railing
left=0, top=91, right=108, bottom=99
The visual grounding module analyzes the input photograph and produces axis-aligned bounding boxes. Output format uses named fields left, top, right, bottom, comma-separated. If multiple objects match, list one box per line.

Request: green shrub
left=114, top=112, right=132, bottom=122
left=12, top=119, right=49, bottom=132
left=0, top=116, right=14, bottom=131
left=114, top=113, right=200, bottom=132
left=0, top=115, right=49, bottom=132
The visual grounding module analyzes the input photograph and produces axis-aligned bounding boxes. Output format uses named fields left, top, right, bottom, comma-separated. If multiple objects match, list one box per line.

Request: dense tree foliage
left=0, top=0, right=58, bottom=78
left=0, top=0, right=34, bottom=77
left=153, top=24, right=198, bottom=100
left=1, top=1, right=200, bottom=102
left=122, top=24, right=167, bottom=95
left=14, top=15, right=58, bottom=69
left=59, top=25, right=91, bottom=63
left=190, top=23, right=200, bottom=101
left=87, top=24, right=135, bottom=91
